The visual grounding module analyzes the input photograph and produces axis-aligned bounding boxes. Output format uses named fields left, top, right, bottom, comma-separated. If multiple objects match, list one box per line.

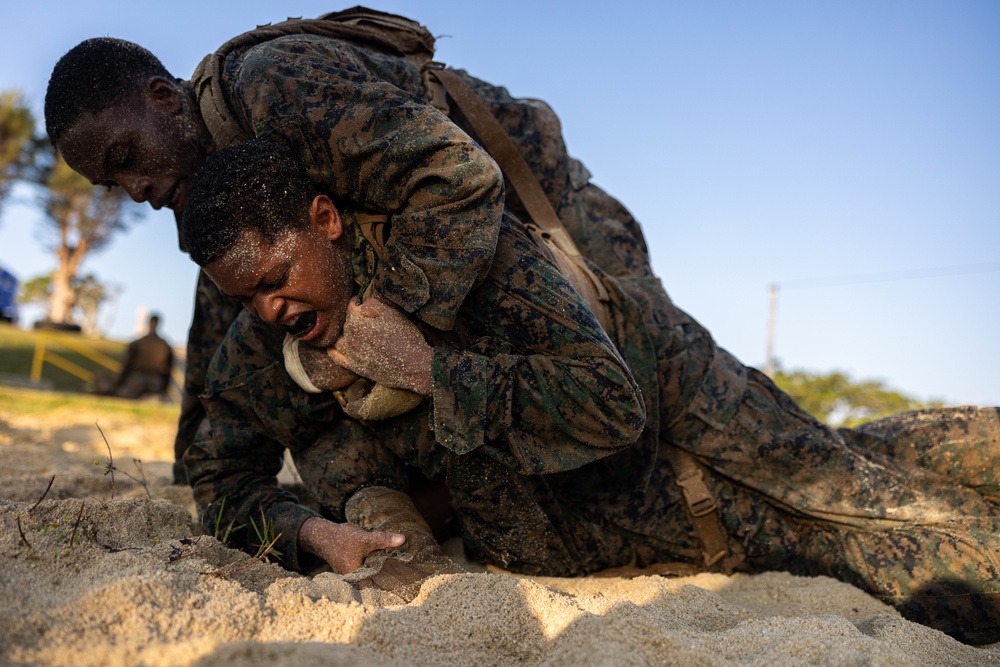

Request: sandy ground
left=1, top=399, right=998, bottom=666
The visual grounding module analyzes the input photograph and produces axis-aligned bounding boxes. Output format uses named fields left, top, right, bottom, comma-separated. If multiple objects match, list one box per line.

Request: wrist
left=408, top=344, right=434, bottom=396
left=297, top=516, right=328, bottom=555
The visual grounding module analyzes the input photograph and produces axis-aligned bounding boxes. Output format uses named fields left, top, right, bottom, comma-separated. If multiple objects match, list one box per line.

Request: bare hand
left=329, top=297, right=433, bottom=395
left=297, top=516, right=405, bottom=574
left=296, top=343, right=358, bottom=391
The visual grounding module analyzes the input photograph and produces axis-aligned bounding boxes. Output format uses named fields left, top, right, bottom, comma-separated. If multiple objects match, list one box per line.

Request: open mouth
left=284, top=311, right=317, bottom=338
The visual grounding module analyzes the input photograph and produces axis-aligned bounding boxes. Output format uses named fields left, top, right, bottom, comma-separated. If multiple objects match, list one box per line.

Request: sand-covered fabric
left=1, top=397, right=998, bottom=666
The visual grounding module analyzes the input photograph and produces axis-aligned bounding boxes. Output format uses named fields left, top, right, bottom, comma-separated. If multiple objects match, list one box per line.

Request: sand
left=1, top=399, right=998, bottom=666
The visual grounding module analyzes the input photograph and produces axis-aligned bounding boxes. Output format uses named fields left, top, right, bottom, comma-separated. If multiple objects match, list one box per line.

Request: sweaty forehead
left=207, top=227, right=300, bottom=288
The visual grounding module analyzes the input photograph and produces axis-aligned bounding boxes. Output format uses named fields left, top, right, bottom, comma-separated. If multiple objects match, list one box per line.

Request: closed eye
left=259, top=268, right=289, bottom=292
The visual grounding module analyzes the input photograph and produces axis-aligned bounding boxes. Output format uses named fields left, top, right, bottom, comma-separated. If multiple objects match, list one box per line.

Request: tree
left=18, top=273, right=53, bottom=308
left=35, top=146, right=133, bottom=325
left=0, top=91, right=38, bottom=218
left=772, top=367, right=942, bottom=428
left=74, top=273, right=120, bottom=335
left=19, top=272, right=120, bottom=336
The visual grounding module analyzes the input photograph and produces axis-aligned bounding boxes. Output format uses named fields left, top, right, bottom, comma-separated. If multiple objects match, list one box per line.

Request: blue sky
left=0, top=1, right=997, bottom=408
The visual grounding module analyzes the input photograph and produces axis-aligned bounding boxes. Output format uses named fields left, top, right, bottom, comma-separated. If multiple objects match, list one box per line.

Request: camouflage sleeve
left=232, top=38, right=504, bottom=331
left=183, top=311, right=318, bottom=571
left=428, top=222, right=647, bottom=474
left=291, top=417, right=409, bottom=523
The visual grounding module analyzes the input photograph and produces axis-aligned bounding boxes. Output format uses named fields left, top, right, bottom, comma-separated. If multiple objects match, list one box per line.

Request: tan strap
left=355, top=211, right=390, bottom=259
left=426, top=66, right=575, bottom=253
left=658, top=445, right=728, bottom=567
left=426, top=65, right=610, bottom=310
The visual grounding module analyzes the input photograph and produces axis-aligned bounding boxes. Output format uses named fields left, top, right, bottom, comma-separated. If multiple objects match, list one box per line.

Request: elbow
left=599, top=378, right=646, bottom=451
left=562, top=358, right=647, bottom=452
left=598, top=357, right=648, bottom=450
left=458, top=150, right=504, bottom=220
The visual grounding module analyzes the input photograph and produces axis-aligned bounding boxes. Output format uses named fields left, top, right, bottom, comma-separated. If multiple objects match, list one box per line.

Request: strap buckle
left=676, top=468, right=717, bottom=518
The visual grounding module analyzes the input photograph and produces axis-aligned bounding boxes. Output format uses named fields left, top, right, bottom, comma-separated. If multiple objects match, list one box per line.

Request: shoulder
left=230, top=34, right=359, bottom=85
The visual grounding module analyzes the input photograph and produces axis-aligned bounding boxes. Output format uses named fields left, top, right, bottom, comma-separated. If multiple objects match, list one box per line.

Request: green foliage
left=19, top=272, right=119, bottom=334
left=248, top=511, right=283, bottom=560
left=211, top=497, right=244, bottom=546
left=0, top=91, right=37, bottom=213
left=74, top=274, right=120, bottom=335
left=771, top=367, right=942, bottom=428
left=19, top=274, right=53, bottom=307
left=38, top=149, right=133, bottom=256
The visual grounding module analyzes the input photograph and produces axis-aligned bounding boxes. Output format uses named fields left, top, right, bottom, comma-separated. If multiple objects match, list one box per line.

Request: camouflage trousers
left=670, top=369, right=1000, bottom=644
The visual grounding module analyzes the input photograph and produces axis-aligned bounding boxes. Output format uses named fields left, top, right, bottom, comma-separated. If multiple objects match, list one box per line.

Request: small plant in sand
left=15, top=475, right=85, bottom=552
left=167, top=536, right=213, bottom=564
left=210, top=497, right=243, bottom=545
left=94, top=421, right=150, bottom=499
left=205, top=508, right=282, bottom=578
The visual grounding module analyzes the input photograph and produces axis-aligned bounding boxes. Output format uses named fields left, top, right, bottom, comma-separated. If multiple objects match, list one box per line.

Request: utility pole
left=765, top=283, right=778, bottom=377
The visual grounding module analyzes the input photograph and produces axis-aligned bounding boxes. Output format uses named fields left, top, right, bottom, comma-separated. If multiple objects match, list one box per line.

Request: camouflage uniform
left=173, top=31, right=658, bottom=474
left=187, top=210, right=1000, bottom=644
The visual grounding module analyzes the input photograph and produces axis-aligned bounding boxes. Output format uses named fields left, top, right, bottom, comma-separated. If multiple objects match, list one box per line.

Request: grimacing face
left=203, top=196, right=356, bottom=350
left=56, top=77, right=206, bottom=213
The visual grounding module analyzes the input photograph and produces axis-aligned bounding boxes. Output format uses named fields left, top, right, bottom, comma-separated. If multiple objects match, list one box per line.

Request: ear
left=310, top=195, right=344, bottom=241
left=145, top=76, right=183, bottom=113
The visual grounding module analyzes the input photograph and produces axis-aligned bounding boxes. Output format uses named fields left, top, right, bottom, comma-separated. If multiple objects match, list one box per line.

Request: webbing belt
left=657, top=445, right=728, bottom=566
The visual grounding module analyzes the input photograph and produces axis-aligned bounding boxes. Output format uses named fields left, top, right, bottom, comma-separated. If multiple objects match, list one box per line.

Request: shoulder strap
left=191, top=7, right=437, bottom=148
left=425, top=66, right=612, bottom=322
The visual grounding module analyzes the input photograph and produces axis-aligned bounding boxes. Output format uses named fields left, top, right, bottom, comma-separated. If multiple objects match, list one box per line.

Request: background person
left=110, top=312, right=174, bottom=399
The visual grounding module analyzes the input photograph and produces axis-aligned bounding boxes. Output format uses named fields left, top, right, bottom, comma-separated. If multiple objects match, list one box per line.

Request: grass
left=0, top=322, right=128, bottom=393
left=0, top=385, right=180, bottom=426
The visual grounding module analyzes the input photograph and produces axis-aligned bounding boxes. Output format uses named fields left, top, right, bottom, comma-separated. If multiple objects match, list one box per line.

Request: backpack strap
left=424, top=66, right=611, bottom=306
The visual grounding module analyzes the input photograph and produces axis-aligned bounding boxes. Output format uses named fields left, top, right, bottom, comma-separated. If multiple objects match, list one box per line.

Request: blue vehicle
left=0, top=266, right=19, bottom=324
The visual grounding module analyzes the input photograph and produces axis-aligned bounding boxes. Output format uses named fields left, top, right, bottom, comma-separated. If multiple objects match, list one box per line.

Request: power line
left=763, top=261, right=1000, bottom=376
left=779, top=261, right=1000, bottom=291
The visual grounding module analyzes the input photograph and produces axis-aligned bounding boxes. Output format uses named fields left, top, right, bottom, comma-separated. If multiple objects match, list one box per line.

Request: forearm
left=430, top=345, right=645, bottom=473
left=367, top=110, right=504, bottom=329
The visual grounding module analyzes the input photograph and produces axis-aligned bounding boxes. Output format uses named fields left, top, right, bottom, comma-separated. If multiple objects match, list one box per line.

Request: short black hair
left=45, top=38, right=173, bottom=145
left=181, top=139, right=318, bottom=266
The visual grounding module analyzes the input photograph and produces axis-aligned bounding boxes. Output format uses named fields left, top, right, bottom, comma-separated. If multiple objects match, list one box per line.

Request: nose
left=251, top=293, right=283, bottom=324
left=119, top=174, right=155, bottom=204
